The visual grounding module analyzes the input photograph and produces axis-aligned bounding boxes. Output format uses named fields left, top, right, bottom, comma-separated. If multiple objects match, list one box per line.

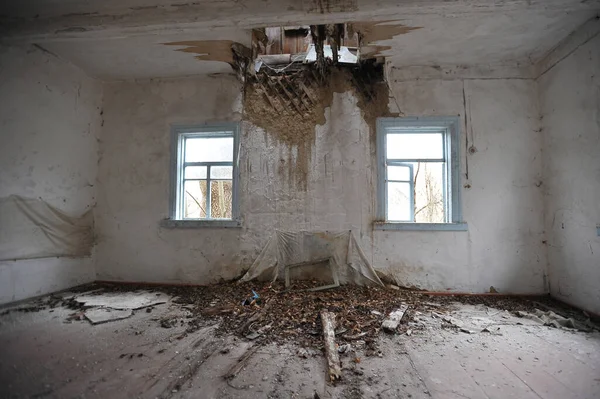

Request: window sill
left=160, top=219, right=242, bottom=229
left=374, top=222, right=468, bottom=231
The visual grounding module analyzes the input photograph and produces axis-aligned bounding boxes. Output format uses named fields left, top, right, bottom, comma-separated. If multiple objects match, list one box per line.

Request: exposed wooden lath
left=251, top=69, right=321, bottom=116
left=249, top=63, right=384, bottom=116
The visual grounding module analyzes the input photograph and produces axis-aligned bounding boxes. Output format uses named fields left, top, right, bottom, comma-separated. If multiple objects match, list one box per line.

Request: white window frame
left=375, top=116, right=467, bottom=231
left=162, top=123, right=241, bottom=228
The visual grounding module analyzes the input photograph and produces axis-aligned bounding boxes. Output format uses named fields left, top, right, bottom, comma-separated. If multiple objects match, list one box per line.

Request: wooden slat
left=288, top=80, right=312, bottom=109
left=264, top=77, right=289, bottom=110
left=256, top=76, right=282, bottom=113
left=321, top=310, right=342, bottom=382
left=261, top=87, right=280, bottom=113
left=298, top=81, right=317, bottom=104
left=275, top=78, right=304, bottom=114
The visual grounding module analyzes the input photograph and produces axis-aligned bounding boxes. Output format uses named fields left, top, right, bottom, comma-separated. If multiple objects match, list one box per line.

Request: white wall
left=379, top=76, right=546, bottom=293
left=539, top=33, right=600, bottom=314
left=96, top=70, right=547, bottom=293
left=0, top=45, right=102, bottom=304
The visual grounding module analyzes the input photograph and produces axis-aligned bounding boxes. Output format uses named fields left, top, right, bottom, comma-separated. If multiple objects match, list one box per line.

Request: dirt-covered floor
left=1, top=283, right=599, bottom=399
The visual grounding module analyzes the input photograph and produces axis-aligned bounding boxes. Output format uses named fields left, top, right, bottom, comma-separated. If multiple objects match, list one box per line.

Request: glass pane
left=387, top=165, right=411, bottom=181
left=183, top=180, right=207, bottom=219
left=413, top=162, right=446, bottom=223
left=210, top=165, right=233, bottom=179
left=387, top=133, right=443, bottom=160
left=185, top=137, right=233, bottom=162
left=387, top=182, right=411, bottom=221
left=184, top=166, right=207, bottom=179
left=210, top=180, right=233, bottom=219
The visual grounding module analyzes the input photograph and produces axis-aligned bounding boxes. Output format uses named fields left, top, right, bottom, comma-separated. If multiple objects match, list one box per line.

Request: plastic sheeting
left=240, top=230, right=383, bottom=287
left=0, top=195, right=93, bottom=261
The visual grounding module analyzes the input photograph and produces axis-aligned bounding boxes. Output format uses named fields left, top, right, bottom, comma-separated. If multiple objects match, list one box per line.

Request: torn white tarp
left=0, top=195, right=93, bottom=261
left=240, top=230, right=383, bottom=287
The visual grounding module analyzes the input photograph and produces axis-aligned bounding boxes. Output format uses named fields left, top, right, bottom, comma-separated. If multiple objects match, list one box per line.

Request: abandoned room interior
left=1, top=0, right=600, bottom=398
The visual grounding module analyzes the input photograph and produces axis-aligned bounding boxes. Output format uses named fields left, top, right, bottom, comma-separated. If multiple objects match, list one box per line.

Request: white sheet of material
left=84, top=308, right=133, bottom=324
left=0, top=195, right=93, bottom=261
left=240, top=230, right=383, bottom=286
left=74, top=291, right=169, bottom=310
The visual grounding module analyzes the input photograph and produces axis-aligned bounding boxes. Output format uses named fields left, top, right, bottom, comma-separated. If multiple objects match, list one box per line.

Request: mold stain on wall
left=349, top=21, right=422, bottom=57
left=303, top=0, right=358, bottom=14
left=164, top=40, right=247, bottom=65
left=163, top=23, right=416, bottom=191
left=242, top=64, right=398, bottom=191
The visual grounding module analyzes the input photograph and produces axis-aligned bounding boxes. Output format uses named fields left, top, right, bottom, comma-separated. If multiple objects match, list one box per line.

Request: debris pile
left=163, top=281, right=600, bottom=346
left=243, top=62, right=396, bottom=190
left=3, top=282, right=597, bottom=340
left=172, top=281, right=431, bottom=347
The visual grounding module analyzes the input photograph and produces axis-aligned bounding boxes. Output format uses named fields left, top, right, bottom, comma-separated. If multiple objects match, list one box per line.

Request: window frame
left=163, top=123, right=241, bottom=228
left=375, top=116, right=467, bottom=231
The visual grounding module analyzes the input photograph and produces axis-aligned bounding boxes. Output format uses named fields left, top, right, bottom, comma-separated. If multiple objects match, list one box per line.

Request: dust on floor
left=0, top=283, right=599, bottom=399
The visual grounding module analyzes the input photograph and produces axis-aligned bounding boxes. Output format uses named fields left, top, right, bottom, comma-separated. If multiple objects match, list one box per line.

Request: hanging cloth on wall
left=0, top=195, right=93, bottom=261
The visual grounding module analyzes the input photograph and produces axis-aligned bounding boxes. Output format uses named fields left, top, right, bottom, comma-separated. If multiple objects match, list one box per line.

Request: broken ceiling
left=0, top=4, right=600, bottom=80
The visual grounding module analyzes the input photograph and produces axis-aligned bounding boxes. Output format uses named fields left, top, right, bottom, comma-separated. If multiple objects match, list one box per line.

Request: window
left=165, top=123, right=240, bottom=227
left=376, top=117, right=466, bottom=231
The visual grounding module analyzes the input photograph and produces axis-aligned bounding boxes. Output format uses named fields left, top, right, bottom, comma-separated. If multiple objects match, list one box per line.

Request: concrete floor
left=1, top=291, right=599, bottom=399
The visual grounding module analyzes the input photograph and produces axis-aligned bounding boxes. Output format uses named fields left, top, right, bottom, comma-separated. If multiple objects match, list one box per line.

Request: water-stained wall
left=539, top=32, right=600, bottom=314
left=96, top=67, right=546, bottom=293
left=0, top=45, right=102, bottom=304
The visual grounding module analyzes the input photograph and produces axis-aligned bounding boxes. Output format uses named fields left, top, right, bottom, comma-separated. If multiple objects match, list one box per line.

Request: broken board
left=382, top=304, right=409, bottom=332
left=321, top=310, right=342, bottom=382
left=84, top=308, right=133, bottom=325
left=74, top=291, right=168, bottom=310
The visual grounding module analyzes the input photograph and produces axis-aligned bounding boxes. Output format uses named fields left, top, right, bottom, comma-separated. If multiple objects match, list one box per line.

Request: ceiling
left=1, top=0, right=598, bottom=80
left=381, top=11, right=594, bottom=67
left=42, top=29, right=253, bottom=80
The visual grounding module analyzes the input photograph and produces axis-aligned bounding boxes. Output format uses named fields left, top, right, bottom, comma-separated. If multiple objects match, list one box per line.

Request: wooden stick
left=261, top=87, right=281, bottom=114
left=275, top=78, right=304, bottom=114
left=320, top=310, right=342, bottom=382
left=298, top=81, right=317, bottom=104
left=223, top=345, right=261, bottom=380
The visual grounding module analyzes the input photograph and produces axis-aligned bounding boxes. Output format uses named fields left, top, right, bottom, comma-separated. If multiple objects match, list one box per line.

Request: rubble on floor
left=172, top=281, right=426, bottom=349
left=73, top=291, right=168, bottom=310
left=84, top=308, right=134, bottom=324
left=167, top=281, right=600, bottom=346
left=0, top=287, right=169, bottom=325
left=3, top=282, right=597, bottom=343
left=515, top=308, right=597, bottom=331
left=1, top=282, right=599, bottom=397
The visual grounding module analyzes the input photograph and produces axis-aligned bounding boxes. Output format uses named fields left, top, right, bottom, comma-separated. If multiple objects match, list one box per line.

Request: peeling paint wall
left=0, top=45, right=102, bottom=304
left=378, top=75, right=546, bottom=293
left=539, top=33, right=600, bottom=314
left=95, top=75, right=244, bottom=283
left=96, top=67, right=546, bottom=294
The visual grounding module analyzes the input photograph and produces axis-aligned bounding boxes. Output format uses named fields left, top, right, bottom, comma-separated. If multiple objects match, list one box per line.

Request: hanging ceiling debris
left=243, top=61, right=398, bottom=191
left=248, top=21, right=421, bottom=75
left=253, top=23, right=359, bottom=76
left=163, top=21, right=420, bottom=82
left=177, top=22, right=408, bottom=190
left=243, top=23, right=399, bottom=121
